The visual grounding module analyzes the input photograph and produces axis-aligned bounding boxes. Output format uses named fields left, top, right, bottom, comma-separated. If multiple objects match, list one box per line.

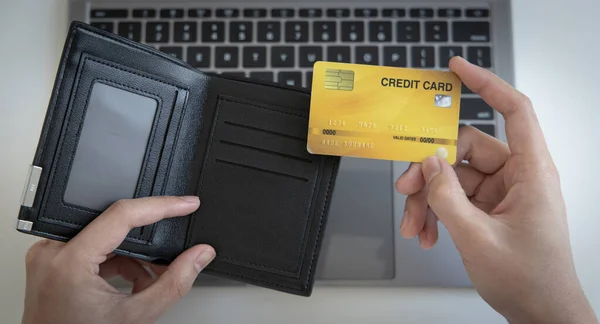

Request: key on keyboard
left=202, top=22, right=225, bottom=42
left=146, top=22, right=169, bottom=43
left=187, top=47, right=210, bottom=68
left=341, top=22, right=364, bottom=42
left=250, top=72, right=274, bottom=82
left=299, top=8, right=322, bottom=18
left=272, top=9, right=295, bottom=18
left=356, top=47, right=379, bottom=65
left=472, top=124, right=495, bottom=136
left=215, top=47, right=239, bottom=68
left=118, top=22, right=141, bottom=41
left=272, top=47, right=295, bottom=67
left=299, top=47, right=322, bottom=67
left=279, top=72, right=302, bottom=87
left=159, top=46, right=183, bottom=60
left=369, top=22, right=392, bottom=42
left=460, top=99, right=494, bottom=120
left=230, top=22, right=253, bottom=43
left=257, top=22, right=281, bottom=42
left=314, top=22, right=336, bottom=42
left=91, top=22, right=113, bottom=33
left=384, top=47, right=407, bottom=67
left=327, top=47, right=351, bottom=63
left=243, top=47, right=267, bottom=68
left=216, top=9, right=239, bottom=18
left=397, top=22, right=420, bottom=42
left=285, top=22, right=309, bottom=42
left=174, top=22, right=197, bottom=43
left=188, top=8, right=211, bottom=18
left=160, top=9, right=183, bottom=18
left=468, top=47, right=492, bottom=67
left=91, top=9, right=127, bottom=18
left=133, top=9, right=156, bottom=18
left=425, top=22, right=448, bottom=42
left=440, top=47, right=463, bottom=68
left=412, top=47, right=435, bottom=68
left=453, top=22, right=490, bottom=42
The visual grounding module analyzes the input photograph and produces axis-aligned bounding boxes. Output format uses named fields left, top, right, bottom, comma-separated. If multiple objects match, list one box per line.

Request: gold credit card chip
left=324, top=69, right=354, bottom=91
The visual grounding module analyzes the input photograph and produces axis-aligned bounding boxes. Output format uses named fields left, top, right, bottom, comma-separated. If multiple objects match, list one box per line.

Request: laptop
left=68, top=0, right=513, bottom=288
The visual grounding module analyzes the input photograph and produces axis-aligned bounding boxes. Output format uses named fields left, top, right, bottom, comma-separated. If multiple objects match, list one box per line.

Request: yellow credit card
left=307, top=61, right=462, bottom=164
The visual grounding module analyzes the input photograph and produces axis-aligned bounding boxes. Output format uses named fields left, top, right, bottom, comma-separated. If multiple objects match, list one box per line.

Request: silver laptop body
left=68, top=0, right=513, bottom=288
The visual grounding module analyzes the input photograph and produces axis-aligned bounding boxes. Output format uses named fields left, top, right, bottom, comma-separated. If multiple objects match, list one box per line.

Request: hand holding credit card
left=307, top=61, right=462, bottom=164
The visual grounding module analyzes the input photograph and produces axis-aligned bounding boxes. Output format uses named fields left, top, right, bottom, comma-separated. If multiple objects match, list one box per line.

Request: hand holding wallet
left=15, top=21, right=340, bottom=296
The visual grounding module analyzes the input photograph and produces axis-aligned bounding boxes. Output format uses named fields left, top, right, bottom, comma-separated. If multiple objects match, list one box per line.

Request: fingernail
left=194, top=248, right=216, bottom=273
left=423, top=156, right=442, bottom=184
left=180, top=196, right=200, bottom=204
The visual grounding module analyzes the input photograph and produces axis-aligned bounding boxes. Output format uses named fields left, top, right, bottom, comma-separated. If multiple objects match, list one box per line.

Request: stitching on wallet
left=40, top=57, right=176, bottom=244
left=37, top=27, right=78, bottom=163
left=192, top=95, right=317, bottom=276
left=160, top=90, right=188, bottom=194
left=40, top=218, right=149, bottom=244
left=304, top=159, right=338, bottom=290
left=84, top=57, right=188, bottom=90
left=206, top=269, right=307, bottom=293
left=221, top=97, right=307, bottom=119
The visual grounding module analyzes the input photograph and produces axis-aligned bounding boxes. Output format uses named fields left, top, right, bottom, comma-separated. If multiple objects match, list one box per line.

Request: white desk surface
left=1, top=0, right=598, bottom=323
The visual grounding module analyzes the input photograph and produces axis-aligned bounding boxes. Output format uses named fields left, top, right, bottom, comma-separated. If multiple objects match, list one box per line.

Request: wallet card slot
left=218, top=97, right=309, bottom=140
left=219, top=140, right=312, bottom=164
left=223, top=121, right=306, bottom=142
left=215, top=158, right=308, bottom=182
left=212, top=141, right=314, bottom=181
left=219, top=122, right=314, bottom=162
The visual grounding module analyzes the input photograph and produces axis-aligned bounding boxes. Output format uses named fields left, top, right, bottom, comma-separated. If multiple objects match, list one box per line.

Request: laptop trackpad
left=315, top=157, right=395, bottom=280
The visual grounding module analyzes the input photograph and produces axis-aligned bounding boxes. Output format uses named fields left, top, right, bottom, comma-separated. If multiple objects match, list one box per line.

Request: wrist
left=505, top=289, right=597, bottom=324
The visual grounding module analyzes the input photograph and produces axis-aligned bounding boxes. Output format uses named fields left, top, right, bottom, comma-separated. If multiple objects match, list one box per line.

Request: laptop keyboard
left=89, top=5, right=496, bottom=137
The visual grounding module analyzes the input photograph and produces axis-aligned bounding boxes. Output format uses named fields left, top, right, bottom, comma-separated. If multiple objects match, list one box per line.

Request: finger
left=418, top=208, right=439, bottom=250
left=456, top=126, right=510, bottom=174
left=454, top=163, right=486, bottom=196
left=470, top=196, right=499, bottom=215
left=455, top=163, right=507, bottom=214
left=66, top=196, right=201, bottom=264
left=421, top=156, right=489, bottom=247
left=99, top=256, right=154, bottom=293
left=450, top=56, right=549, bottom=158
left=25, top=239, right=64, bottom=269
left=128, top=245, right=215, bottom=321
left=396, top=163, right=425, bottom=195
left=400, top=189, right=428, bottom=239
left=135, top=260, right=168, bottom=278
left=149, top=264, right=168, bottom=277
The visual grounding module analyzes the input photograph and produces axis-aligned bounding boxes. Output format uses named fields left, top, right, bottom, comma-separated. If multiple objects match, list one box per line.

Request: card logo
left=434, top=94, right=452, bottom=108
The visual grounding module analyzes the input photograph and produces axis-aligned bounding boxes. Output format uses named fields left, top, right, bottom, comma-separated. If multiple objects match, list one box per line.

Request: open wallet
left=15, top=21, right=340, bottom=297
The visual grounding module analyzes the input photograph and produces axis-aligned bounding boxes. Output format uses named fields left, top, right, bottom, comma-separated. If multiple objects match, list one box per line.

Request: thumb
left=130, top=245, right=216, bottom=320
left=422, top=156, right=487, bottom=247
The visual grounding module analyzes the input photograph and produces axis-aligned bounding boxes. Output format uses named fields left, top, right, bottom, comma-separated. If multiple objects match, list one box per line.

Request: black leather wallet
left=15, top=21, right=340, bottom=297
